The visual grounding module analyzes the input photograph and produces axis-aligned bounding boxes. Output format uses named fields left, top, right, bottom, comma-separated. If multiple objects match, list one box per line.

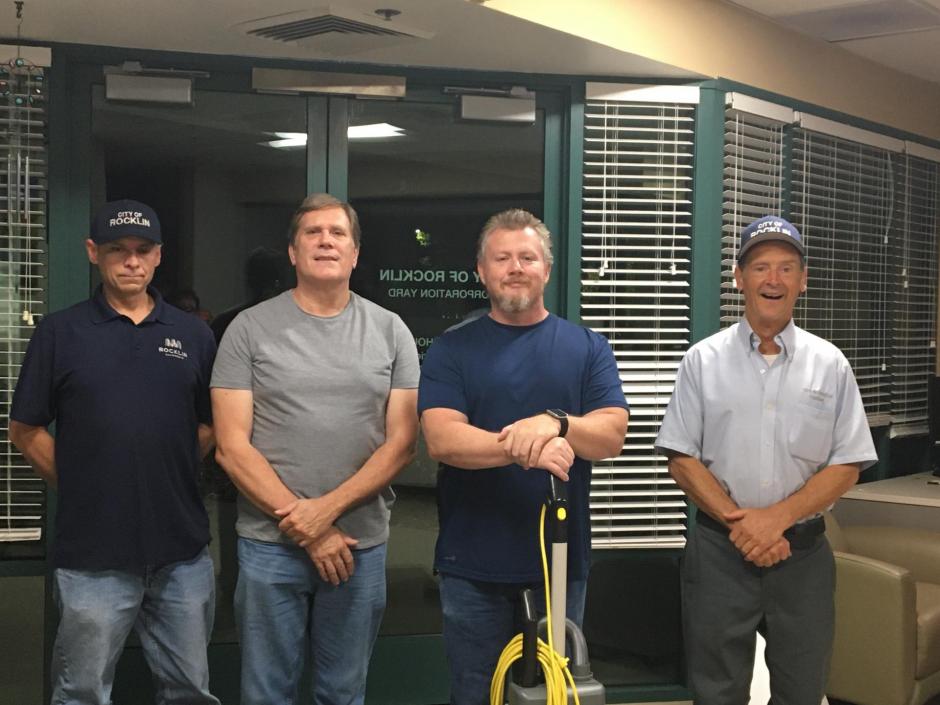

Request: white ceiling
left=0, top=0, right=695, bottom=79
left=2, top=0, right=936, bottom=88
left=727, top=0, right=940, bottom=85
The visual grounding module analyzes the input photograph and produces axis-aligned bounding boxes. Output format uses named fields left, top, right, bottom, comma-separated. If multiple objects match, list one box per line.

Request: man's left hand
left=532, top=437, right=575, bottom=481
left=497, top=413, right=562, bottom=469
left=723, top=506, right=791, bottom=561
left=276, top=496, right=339, bottom=546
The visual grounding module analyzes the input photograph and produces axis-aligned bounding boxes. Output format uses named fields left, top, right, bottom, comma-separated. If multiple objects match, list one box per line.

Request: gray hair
left=287, top=193, right=361, bottom=247
left=476, top=209, right=553, bottom=265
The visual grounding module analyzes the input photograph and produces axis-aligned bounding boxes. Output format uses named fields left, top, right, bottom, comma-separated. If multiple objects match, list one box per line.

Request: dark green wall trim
left=700, top=77, right=940, bottom=148
left=48, top=54, right=93, bottom=310
left=565, top=83, right=586, bottom=324
left=540, top=89, right=566, bottom=317
left=326, top=98, right=349, bottom=200
left=689, top=86, right=725, bottom=344
left=306, top=97, right=329, bottom=195
left=0, top=560, right=45, bottom=577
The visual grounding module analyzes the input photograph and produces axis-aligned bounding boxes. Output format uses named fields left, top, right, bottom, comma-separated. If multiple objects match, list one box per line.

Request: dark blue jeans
left=439, top=573, right=587, bottom=705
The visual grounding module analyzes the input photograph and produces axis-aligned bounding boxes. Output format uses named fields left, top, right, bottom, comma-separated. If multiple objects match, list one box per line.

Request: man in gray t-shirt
left=211, top=194, right=419, bottom=705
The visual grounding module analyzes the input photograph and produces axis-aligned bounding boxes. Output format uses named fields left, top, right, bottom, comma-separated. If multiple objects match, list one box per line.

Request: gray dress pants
left=681, top=522, right=835, bottom=705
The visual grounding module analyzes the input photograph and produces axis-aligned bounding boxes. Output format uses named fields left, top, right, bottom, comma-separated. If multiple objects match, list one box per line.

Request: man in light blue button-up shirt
left=655, top=215, right=877, bottom=705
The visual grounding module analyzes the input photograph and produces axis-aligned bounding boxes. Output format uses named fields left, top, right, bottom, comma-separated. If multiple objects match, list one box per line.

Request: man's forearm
left=772, top=463, right=860, bottom=526
left=215, top=441, right=297, bottom=517
left=321, top=436, right=417, bottom=518
left=424, top=418, right=511, bottom=469
left=9, top=422, right=57, bottom=488
left=564, top=408, right=628, bottom=461
left=667, top=452, right=738, bottom=525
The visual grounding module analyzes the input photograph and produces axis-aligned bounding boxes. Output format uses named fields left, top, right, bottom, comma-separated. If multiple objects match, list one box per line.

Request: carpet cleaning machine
left=489, top=476, right=607, bottom=705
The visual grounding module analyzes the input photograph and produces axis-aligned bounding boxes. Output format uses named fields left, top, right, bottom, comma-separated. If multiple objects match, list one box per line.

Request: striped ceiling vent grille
left=248, top=15, right=411, bottom=41
left=238, top=9, right=432, bottom=44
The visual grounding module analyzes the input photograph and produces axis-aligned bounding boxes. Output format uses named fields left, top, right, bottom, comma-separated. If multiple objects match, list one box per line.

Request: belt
left=696, top=512, right=825, bottom=550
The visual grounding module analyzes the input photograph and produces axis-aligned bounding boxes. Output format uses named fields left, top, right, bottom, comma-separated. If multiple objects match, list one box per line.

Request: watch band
left=545, top=409, right=569, bottom=438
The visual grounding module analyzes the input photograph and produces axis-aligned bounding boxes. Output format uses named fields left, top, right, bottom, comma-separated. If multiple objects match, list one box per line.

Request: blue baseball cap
left=738, top=215, right=804, bottom=264
left=91, top=199, right=162, bottom=244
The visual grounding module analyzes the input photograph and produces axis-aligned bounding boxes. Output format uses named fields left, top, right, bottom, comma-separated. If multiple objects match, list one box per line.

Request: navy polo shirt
left=11, top=286, right=216, bottom=570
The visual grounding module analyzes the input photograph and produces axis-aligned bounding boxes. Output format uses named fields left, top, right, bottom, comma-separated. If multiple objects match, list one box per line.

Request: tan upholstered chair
left=824, top=512, right=940, bottom=705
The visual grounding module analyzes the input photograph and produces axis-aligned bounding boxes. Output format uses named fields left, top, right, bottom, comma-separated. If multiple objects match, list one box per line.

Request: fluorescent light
left=347, top=122, right=404, bottom=139
left=260, top=123, right=404, bottom=149
left=260, top=132, right=306, bottom=149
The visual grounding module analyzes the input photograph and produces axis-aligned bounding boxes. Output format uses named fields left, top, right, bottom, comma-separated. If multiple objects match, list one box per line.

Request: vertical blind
left=581, top=85, right=696, bottom=548
left=0, top=57, right=47, bottom=545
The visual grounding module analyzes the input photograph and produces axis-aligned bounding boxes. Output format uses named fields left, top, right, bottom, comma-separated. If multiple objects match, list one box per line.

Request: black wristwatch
left=545, top=409, right=569, bottom=438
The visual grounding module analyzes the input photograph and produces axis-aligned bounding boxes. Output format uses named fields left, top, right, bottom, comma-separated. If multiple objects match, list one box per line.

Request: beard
left=490, top=290, right=533, bottom=314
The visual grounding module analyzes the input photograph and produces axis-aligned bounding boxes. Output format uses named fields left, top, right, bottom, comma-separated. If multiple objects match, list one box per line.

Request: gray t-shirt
left=211, top=290, right=420, bottom=548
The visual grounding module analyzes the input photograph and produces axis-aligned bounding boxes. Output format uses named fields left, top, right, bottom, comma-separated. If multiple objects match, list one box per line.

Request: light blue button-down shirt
left=655, top=318, right=878, bottom=510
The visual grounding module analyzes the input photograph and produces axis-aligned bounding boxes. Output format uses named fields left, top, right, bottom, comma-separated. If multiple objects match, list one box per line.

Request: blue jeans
left=439, top=573, right=587, bottom=705
left=235, top=537, right=387, bottom=705
left=51, top=547, right=218, bottom=705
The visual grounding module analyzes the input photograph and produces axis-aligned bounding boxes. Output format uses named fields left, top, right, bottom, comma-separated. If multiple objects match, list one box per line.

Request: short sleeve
left=390, top=315, right=420, bottom=390
left=826, top=358, right=878, bottom=470
left=418, top=335, right=468, bottom=416
left=10, top=318, right=57, bottom=427
left=582, top=332, right=629, bottom=414
left=654, top=347, right=705, bottom=458
left=210, top=313, right=254, bottom=390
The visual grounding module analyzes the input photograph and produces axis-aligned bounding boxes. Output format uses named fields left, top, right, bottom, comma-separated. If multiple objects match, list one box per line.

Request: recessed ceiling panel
left=778, top=0, right=940, bottom=41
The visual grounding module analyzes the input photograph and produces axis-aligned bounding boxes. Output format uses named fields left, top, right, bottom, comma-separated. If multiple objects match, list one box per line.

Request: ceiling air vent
left=236, top=7, right=433, bottom=50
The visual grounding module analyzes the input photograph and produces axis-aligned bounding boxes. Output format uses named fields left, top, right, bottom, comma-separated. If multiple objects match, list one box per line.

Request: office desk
left=833, top=471, right=940, bottom=531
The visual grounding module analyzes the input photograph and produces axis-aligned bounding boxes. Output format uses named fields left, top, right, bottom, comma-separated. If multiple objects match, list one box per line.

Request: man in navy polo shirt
left=419, top=209, right=629, bottom=705
left=9, top=200, right=219, bottom=705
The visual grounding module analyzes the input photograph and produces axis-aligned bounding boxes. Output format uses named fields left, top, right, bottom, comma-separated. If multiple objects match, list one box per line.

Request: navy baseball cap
left=738, top=215, right=804, bottom=264
left=90, top=199, right=162, bottom=244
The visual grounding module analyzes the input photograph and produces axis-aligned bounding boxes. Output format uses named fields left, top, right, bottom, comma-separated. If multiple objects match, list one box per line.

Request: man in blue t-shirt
left=419, top=209, right=629, bottom=705
left=9, top=200, right=219, bottom=704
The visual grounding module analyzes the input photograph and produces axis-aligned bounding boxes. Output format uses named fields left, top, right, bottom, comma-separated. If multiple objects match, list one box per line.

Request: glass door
left=345, top=93, right=545, bottom=635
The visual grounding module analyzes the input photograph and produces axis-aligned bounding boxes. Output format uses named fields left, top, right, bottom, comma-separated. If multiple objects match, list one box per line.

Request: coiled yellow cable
left=488, top=504, right=581, bottom=705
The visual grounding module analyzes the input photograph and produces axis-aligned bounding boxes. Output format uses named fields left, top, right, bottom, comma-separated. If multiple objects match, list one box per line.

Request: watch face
left=547, top=408, right=567, bottom=419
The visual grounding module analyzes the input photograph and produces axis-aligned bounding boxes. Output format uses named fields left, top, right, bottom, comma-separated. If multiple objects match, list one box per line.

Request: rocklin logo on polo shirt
left=158, top=337, right=188, bottom=359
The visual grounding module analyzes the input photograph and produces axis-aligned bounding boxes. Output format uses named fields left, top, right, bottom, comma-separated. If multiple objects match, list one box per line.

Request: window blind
left=581, top=90, right=695, bottom=548
left=0, top=59, right=48, bottom=545
left=721, top=107, right=788, bottom=325
left=890, top=154, right=939, bottom=436
left=791, top=129, right=893, bottom=426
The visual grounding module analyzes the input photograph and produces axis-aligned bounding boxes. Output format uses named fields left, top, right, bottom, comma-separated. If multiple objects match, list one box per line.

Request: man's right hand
left=531, top=437, right=575, bottom=481
left=305, top=527, right=358, bottom=586
left=745, top=536, right=791, bottom=567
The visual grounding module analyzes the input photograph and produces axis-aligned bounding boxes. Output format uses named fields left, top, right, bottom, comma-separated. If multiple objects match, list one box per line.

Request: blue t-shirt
left=418, top=314, right=628, bottom=583
left=11, top=287, right=216, bottom=570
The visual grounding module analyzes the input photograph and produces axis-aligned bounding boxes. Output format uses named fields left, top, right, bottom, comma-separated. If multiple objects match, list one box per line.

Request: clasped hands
left=497, top=413, right=574, bottom=481
left=721, top=505, right=792, bottom=567
left=275, top=496, right=357, bottom=586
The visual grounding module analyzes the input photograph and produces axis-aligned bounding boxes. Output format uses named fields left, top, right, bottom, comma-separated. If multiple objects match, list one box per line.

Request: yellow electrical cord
left=489, top=504, right=581, bottom=705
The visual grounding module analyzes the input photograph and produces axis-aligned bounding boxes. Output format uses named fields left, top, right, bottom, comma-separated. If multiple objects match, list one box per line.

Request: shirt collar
left=737, top=316, right=796, bottom=358
left=90, top=285, right=172, bottom=326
